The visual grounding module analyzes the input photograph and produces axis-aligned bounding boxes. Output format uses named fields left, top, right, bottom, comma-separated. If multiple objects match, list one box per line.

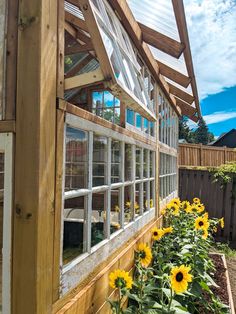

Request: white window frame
left=60, top=113, right=156, bottom=295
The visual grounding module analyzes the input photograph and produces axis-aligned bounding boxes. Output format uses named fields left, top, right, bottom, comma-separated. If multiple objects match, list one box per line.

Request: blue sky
left=184, top=0, right=236, bottom=137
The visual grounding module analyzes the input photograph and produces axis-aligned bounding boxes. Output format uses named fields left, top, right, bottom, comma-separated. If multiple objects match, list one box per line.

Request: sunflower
left=114, top=205, right=120, bottom=212
left=171, top=198, right=181, bottom=207
left=219, top=217, right=224, bottom=228
left=150, top=199, right=154, bottom=208
left=151, top=227, right=164, bottom=241
left=196, top=203, right=205, bottom=213
left=163, top=226, right=173, bottom=235
left=109, top=269, right=133, bottom=290
left=181, top=201, right=192, bottom=213
left=167, top=203, right=179, bottom=216
left=193, top=197, right=200, bottom=204
left=194, top=216, right=209, bottom=230
left=203, top=212, right=209, bottom=219
left=125, top=201, right=131, bottom=208
left=191, top=204, right=199, bottom=213
left=213, top=226, right=217, bottom=233
left=170, top=265, right=193, bottom=294
left=202, top=228, right=208, bottom=240
left=137, top=243, right=152, bottom=267
left=160, top=207, right=166, bottom=216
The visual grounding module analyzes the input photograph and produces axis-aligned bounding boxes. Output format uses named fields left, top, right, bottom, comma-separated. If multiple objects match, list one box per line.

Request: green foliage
left=179, top=117, right=195, bottom=143
left=212, top=162, right=236, bottom=184
left=194, top=118, right=213, bottom=145
left=107, top=198, right=229, bottom=314
left=212, top=242, right=236, bottom=258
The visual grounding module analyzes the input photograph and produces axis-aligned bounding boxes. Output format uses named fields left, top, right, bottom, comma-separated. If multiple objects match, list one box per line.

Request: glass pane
left=135, top=183, right=141, bottom=218
left=63, top=196, right=86, bottom=265
left=125, top=144, right=132, bottom=181
left=136, top=147, right=141, bottom=179
left=150, top=121, right=155, bottom=137
left=92, top=91, right=103, bottom=110
left=143, top=118, right=149, bottom=134
left=150, top=181, right=155, bottom=208
left=150, top=151, right=154, bottom=177
left=110, top=189, right=121, bottom=234
left=93, top=135, right=107, bottom=186
left=111, top=140, right=121, bottom=183
left=136, top=113, right=142, bottom=130
left=143, top=181, right=149, bottom=212
left=92, top=192, right=105, bottom=246
left=65, top=127, right=88, bottom=191
left=124, top=185, right=133, bottom=224
left=126, top=108, right=134, bottom=125
left=104, top=90, right=114, bottom=107
left=143, top=149, right=148, bottom=178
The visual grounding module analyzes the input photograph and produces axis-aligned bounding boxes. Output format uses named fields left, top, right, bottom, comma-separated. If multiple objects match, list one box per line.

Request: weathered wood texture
left=179, top=168, right=236, bottom=244
left=179, top=143, right=236, bottom=167
left=13, top=0, right=57, bottom=313
left=53, top=217, right=162, bottom=314
left=0, top=0, right=6, bottom=119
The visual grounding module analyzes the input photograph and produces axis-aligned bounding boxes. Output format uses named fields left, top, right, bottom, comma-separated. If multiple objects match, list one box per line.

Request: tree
left=193, top=117, right=212, bottom=145
left=179, top=116, right=195, bottom=143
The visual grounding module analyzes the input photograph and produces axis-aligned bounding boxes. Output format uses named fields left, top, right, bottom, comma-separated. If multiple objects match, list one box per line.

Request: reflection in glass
left=125, top=144, right=132, bottom=181
left=63, top=196, right=86, bottom=265
left=143, top=149, right=148, bottom=178
left=135, top=184, right=141, bottom=217
left=92, top=192, right=105, bottom=246
left=110, top=189, right=121, bottom=234
left=136, top=113, right=142, bottom=130
left=124, top=185, right=133, bottom=224
left=126, top=108, right=134, bottom=125
left=93, top=135, right=107, bottom=186
left=111, top=140, right=121, bottom=183
left=65, top=127, right=88, bottom=191
left=136, top=147, right=141, bottom=179
left=143, top=181, right=149, bottom=212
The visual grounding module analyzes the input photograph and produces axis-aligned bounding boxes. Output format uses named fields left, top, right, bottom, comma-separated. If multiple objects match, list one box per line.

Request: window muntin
left=159, top=152, right=177, bottom=200
left=62, top=122, right=156, bottom=266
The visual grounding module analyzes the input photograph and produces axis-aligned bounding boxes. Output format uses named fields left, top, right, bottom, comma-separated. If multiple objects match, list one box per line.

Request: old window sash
left=62, top=112, right=155, bottom=272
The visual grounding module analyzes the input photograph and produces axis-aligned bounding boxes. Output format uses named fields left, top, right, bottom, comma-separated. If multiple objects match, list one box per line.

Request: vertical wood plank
left=13, top=0, right=58, bottom=312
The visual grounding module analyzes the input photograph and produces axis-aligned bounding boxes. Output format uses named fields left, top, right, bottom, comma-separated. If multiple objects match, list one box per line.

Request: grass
left=212, top=242, right=236, bottom=258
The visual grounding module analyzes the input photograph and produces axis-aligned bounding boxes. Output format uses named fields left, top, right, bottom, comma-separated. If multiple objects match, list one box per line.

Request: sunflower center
left=153, top=231, right=158, bottom=236
left=140, top=250, right=146, bottom=259
left=176, top=272, right=184, bottom=282
left=115, top=277, right=126, bottom=289
left=199, top=221, right=204, bottom=226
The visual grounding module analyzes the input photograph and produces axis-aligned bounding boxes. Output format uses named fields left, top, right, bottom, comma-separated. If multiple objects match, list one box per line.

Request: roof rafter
left=168, top=82, right=194, bottom=104
left=65, top=68, right=105, bottom=90
left=65, top=54, right=94, bottom=78
left=175, top=97, right=198, bottom=122
left=172, top=0, right=201, bottom=118
left=65, top=42, right=94, bottom=55
left=139, top=22, right=185, bottom=59
left=157, top=61, right=191, bottom=88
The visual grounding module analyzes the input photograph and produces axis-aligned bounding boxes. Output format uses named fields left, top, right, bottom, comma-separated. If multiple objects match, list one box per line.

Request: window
left=92, top=90, right=120, bottom=125
left=126, top=108, right=156, bottom=137
left=159, top=153, right=177, bottom=200
left=62, top=122, right=156, bottom=266
left=158, top=93, right=178, bottom=148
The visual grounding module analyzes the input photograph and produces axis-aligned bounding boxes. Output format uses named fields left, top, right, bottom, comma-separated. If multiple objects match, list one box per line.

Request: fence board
left=179, top=144, right=236, bottom=167
left=179, top=168, right=236, bottom=245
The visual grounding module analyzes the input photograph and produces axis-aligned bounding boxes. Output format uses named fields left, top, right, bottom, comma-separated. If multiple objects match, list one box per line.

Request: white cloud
left=187, top=110, right=236, bottom=129
left=203, top=110, right=236, bottom=124
left=184, top=0, right=236, bottom=100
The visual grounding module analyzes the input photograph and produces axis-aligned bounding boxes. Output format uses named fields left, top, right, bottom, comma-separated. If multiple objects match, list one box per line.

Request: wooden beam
left=5, top=0, right=19, bottom=119
left=65, top=11, right=88, bottom=32
left=0, top=120, right=15, bottom=132
left=175, top=97, right=198, bottom=122
left=157, top=61, right=191, bottom=88
left=172, top=0, right=201, bottom=118
left=65, top=54, right=94, bottom=78
left=65, top=42, right=94, bottom=55
left=168, top=82, right=194, bottom=104
left=139, top=22, right=185, bottom=59
left=65, top=68, right=105, bottom=90
left=13, top=0, right=57, bottom=312
left=66, top=0, right=81, bottom=9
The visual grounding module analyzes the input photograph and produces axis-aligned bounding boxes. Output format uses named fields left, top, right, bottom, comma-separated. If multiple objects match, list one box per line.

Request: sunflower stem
left=167, top=288, right=173, bottom=313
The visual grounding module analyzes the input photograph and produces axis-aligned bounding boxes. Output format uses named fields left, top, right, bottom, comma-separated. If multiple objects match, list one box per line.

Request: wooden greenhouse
left=0, top=0, right=201, bottom=313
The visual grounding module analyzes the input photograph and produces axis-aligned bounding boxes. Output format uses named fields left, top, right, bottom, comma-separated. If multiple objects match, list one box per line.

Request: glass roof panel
left=65, top=1, right=84, bottom=20
left=127, top=0, right=180, bottom=41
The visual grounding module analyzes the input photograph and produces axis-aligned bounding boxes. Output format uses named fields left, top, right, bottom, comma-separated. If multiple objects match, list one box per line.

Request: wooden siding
left=53, top=216, right=162, bottom=314
left=179, top=143, right=236, bottom=167
left=179, top=168, right=236, bottom=245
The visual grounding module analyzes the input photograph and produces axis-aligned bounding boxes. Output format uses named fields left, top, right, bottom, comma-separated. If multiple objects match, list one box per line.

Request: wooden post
left=12, top=0, right=57, bottom=313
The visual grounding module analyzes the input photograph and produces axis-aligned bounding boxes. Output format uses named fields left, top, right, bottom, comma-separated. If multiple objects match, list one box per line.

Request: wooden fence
left=179, top=168, right=236, bottom=246
left=179, top=143, right=236, bottom=167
